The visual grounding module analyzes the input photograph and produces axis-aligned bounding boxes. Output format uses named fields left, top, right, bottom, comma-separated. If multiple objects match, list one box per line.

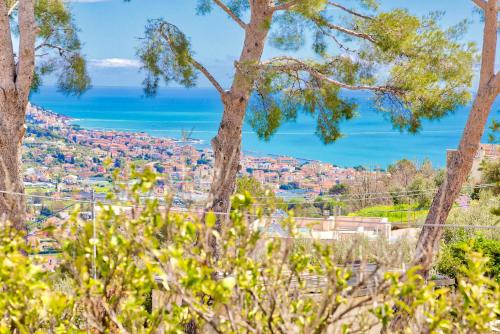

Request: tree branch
left=157, top=27, right=226, bottom=96
left=328, top=1, right=373, bottom=20
left=260, top=57, right=401, bottom=94
left=35, top=42, right=73, bottom=55
left=213, top=0, right=247, bottom=29
left=272, top=0, right=300, bottom=11
left=311, top=16, right=376, bottom=43
left=16, top=0, right=37, bottom=105
left=478, top=0, right=497, bottom=87
left=190, top=58, right=226, bottom=95
left=471, top=0, right=487, bottom=10
left=0, top=0, right=15, bottom=89
left=8, top=1, right=18, bottom=16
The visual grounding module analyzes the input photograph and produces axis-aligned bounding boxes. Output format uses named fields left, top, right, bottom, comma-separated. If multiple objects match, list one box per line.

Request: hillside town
left=24, top=104, right=378, bottom=203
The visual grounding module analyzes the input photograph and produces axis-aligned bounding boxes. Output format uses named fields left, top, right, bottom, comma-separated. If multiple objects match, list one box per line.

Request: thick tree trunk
left=411, top=0, right=499, bottom=279
left=205, top=1, right=272, bottom=257
left=0, top=97, right=27, bottom=231
left=412, top=87, right=496, bottom=277
left=389, top=4, right=499, bottom=330
left=0, top=0, right=36, bottom=232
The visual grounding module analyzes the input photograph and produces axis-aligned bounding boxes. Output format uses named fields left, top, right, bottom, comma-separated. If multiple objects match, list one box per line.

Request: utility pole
left=91, top=189, right=96, bottom=280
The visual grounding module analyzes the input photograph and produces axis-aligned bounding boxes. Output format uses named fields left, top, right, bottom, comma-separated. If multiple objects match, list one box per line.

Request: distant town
left=24, top=104, right=380, bottom=205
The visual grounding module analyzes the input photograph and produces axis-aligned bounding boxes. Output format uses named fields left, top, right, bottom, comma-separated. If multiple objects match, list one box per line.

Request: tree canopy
left=138, top=0, right=475, bottom=143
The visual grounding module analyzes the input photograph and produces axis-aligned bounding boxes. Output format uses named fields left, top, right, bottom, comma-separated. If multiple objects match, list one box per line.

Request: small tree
left=0, top=0, right=90, bottom=230
left=138, top=0, right=474, bottom=257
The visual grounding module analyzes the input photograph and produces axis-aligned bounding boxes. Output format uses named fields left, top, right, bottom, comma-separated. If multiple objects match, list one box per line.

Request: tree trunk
left=411, top=0, right=499, bottom=279
left=389, top=2, right=499, bottom=331
left=205, top=1, right=272, bottom=258
left=0, top=96, right=27, bottom=231
left=0, top=0, right=36, bottom=232
left=412, top=86, right=497, bottom=278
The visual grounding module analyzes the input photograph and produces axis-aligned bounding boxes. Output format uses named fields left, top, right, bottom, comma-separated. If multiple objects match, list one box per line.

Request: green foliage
left=487, top=111, right=499, bottom=143
left=236, top=175, right=286, bottom=213
left=328, top=183, right=346, bottom=195
left=443, top=193, right=500, bottom=243
left=0, top=225, right=70, bottom=333
left=56, top=54, right=91, bottom=94
left=377, top=251, right=500, bottom=333
left=138, top=19, right=198, bottom=96
left=408, top=175, right=435, bottom=208
left=355, top=10, right=474, bottom=132
left=249, top=65, right=358, bottom=143
left=438, top=237, right=500, bottom=283
left=139, top=1, right=474, bottom=146
left=2, top=168, right=498, bottom=332
left=268, top=5, right=474, bottom=133
left=480, top=159, right=500, bottom=196
left=28, top=0, right=90, bottom=94
left=269, top=12, right=307, bottom=51
left=348, top=203, right=428, bottom=223
left=439, top=191, right=500, bottom=286
left=196, top=0, right=249, bottom=17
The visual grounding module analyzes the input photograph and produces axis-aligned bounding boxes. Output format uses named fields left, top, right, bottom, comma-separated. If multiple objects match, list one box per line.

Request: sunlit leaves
left=0, top=168, right=499, bottom=332
left=56, top=54, right=91, bottom=95
left=138, top=19, right=198, bottom=96
left=140, top=0, right=475, bottom=141
left=270, top=3, right=474, bottom=134
left=247, top=57, right=359, bottom=143
left=31, top=0, right=90, bottom=95
left=355, top=9, right=476, bottom=132
left=488, top=117, right=499, bottom=143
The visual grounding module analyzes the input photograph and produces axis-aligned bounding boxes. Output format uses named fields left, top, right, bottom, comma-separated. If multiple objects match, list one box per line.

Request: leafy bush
left=0, top=168, right=499, bottom=333
left=437, top=236, right=500, bottom=283
left=348, top=204, right=428, bottom=223
left=443, top=193, right=500, bottom=243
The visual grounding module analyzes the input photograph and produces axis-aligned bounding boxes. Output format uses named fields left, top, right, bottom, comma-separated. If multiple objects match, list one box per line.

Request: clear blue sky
left=65, top=0, right=484, bottom=88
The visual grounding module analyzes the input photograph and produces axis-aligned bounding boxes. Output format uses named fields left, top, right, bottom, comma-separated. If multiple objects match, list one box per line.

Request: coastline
left=37, top=104, right=321, bottom=167
left=24, top=103, right=378, bottom=201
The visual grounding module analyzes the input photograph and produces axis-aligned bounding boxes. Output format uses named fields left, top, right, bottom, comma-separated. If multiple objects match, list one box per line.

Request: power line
left=2, top=188, right=496, bottom=230
left=248, top=184, right=497, bottom=205
left=2, top=182, right=495, bottom=207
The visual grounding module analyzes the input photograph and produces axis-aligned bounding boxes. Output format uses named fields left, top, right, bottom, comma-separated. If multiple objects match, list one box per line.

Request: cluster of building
left=23, top=104, right=376, bottom=201
left=23, top=105, right=500, bottom=272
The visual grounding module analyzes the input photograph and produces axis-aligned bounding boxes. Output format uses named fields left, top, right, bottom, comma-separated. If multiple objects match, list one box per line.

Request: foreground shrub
left=437, top=236, right=500, bottom=283
left=1, top=169, right=499, bottom=333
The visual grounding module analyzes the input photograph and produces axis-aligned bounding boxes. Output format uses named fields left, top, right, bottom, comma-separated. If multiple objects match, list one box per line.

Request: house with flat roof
left=254, top=215, right=391, bottom=240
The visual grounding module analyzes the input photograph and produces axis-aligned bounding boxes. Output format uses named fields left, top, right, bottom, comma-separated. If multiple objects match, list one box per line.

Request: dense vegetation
left=1, top=169, right=498, bottom=333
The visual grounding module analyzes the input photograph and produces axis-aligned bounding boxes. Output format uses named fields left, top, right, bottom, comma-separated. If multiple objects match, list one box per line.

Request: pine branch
left=472, top=0, right=487, bottom=10
left=157, top=27, right=226, bottom=95
left=272, top=0, right=300, bottom=11
left=213, top=0, right=247, bottom=29
left=8, top=1, right=18, bottom=16
left=190, top=58, right=226, bottom=95
left=310, top=16, right=375, bottom=43
left=260, top=57, right=403, bottom=95
left=35, top=43, right=74, bottom=55
left=328, top=1, right=373, bottom=20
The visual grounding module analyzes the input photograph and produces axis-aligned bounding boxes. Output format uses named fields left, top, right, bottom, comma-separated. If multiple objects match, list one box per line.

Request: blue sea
left=30, top=86, right=498, bottom=168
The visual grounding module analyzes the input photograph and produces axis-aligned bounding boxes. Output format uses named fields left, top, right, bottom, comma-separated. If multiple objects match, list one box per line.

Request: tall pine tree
left=138, top=0, right=474, bottom=257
